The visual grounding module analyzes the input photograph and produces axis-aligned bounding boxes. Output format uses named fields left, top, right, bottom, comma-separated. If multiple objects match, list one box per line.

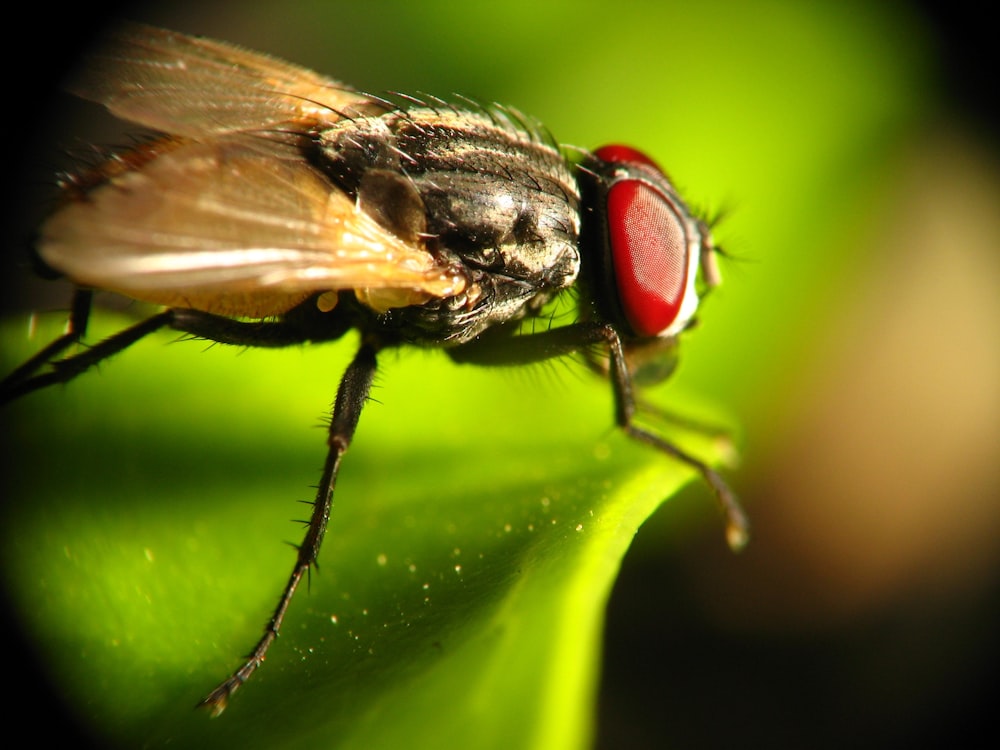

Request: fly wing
left=68, top=22, right=379, bottom=137
left=39, top=137, right=466, bottom=318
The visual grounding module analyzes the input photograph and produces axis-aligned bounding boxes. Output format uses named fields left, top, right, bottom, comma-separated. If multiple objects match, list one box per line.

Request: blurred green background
left=2, top=0, right=997, bottom=748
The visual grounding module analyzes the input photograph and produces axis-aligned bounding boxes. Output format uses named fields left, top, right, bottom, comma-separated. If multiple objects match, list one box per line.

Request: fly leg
left=1, top=300, right=346, bottom=405
left=1, top=289, right=93, bottom=394
left=1, top=290, right=178, bottom=404
left=449, top=322, right=749, bottom=551
left=4, top=294, right=377, bottom=711
left=197, top=342, right=378, bottom=716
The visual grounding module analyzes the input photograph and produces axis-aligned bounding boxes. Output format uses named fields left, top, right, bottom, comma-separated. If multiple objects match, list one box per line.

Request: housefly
left=0, top=22, right=749, bottom=715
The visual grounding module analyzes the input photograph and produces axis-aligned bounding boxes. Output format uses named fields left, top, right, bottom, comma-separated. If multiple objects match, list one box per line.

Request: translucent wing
left=40, top=137, right=466, bottom=318
left=41, top=24, right=466, bottom=318
left=68, top=22, right=377, bottom=137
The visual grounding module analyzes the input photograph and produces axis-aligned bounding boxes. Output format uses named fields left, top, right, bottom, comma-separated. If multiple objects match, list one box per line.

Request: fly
left=0, top=22, right=749, bottom=714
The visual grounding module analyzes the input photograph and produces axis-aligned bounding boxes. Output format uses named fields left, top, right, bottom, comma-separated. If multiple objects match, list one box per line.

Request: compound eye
left=594, top=144, right=659, bottom=169
left=605, top=176, right=691, bottom=337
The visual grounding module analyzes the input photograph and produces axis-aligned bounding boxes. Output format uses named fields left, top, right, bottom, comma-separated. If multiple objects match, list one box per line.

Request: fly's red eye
left=605, top=178, right=690, bottom=337
left=594, top=144, right=660, bottom=170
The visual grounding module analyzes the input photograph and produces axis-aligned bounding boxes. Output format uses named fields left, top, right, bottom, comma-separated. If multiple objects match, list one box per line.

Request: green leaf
left=1, top=313, right=731, bottom=749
